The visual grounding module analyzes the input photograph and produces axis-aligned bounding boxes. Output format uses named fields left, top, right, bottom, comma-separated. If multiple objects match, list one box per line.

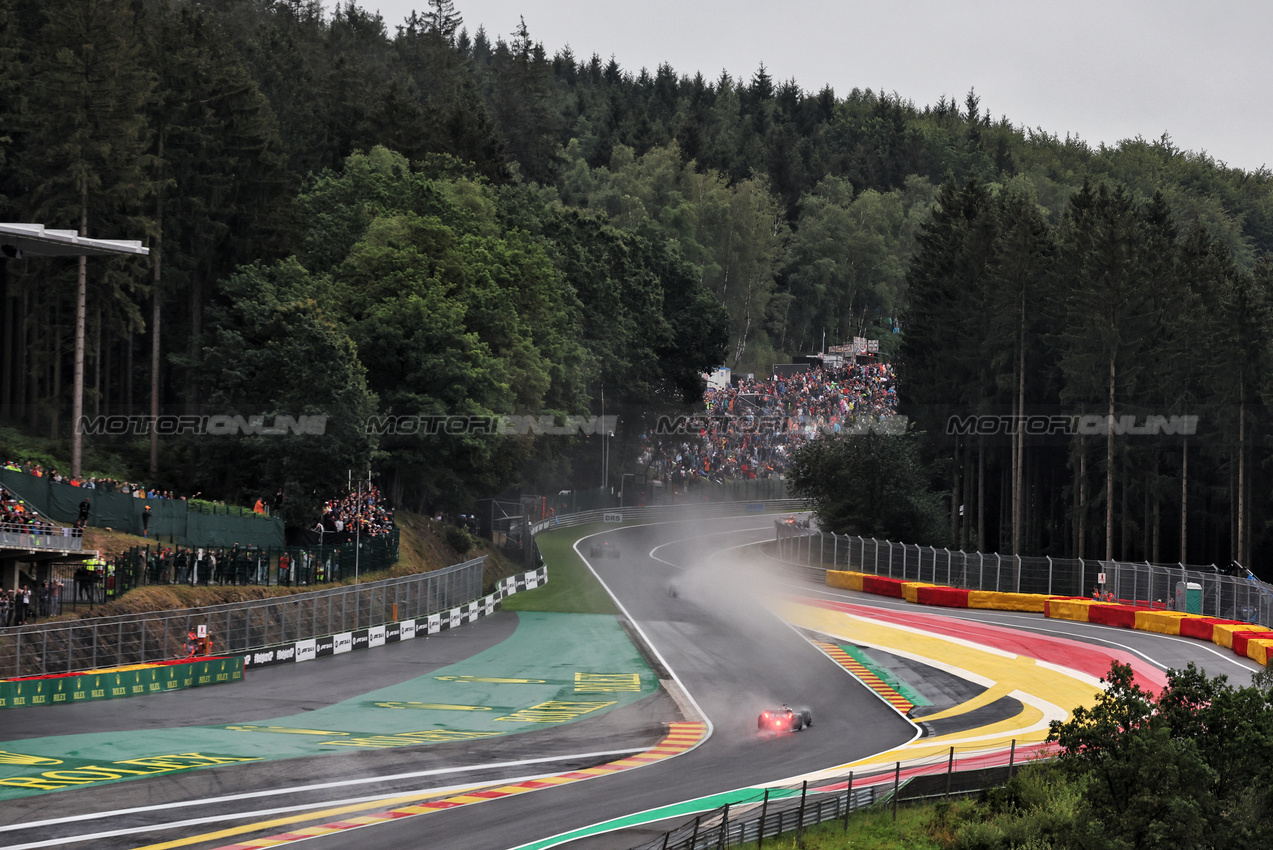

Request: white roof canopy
left=0, top=222, right=149, bottom=258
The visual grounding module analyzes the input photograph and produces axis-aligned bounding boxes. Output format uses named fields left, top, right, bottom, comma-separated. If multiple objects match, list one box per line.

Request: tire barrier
left=825, top=568, right=1273, bottom=667
left=240, top=566, right=546, bottom=671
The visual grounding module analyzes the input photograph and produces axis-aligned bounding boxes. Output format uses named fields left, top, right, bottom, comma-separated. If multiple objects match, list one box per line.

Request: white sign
left=1098, top=572, right=1107, bottom=585
left=295, top=639, right=316, bottom=662
left=196, top=624, right=207, bottom=638
left=400, top=620, right=416, bottom=640
left=603, top=512, right=623, bottom=523
left=368, top=625, right=386, bottom=648
left=333, top=633, right=353, bottom=654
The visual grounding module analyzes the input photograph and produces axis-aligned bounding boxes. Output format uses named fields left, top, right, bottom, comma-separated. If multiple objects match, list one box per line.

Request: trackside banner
left=0, top=657, right=243, bottom=709
left=241, top=566, right=546, bottom=670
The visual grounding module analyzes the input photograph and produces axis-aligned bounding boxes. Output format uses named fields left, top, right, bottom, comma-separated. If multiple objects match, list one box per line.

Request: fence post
left=944, top=548, right=951, bottom=586
left=979, top=552, right=984, bottom=590
left=996, top=553, right=1002, bottom=591
left=796, top=780, right=808, bottom=846
left=1008, top=739, right=1016, bottom=779
left=1015, top=554, right=1021, bottom=593
left=946, top=745, right=954, bottom=798
left=832, top=533, right=838, bottom=567
left=690, top=814, right=701, bottom=849
left=819, top=532, right=824, bottom=567
left=1046, top=556, right=1053, bottom=596
left=717, top=803, right=729, bottom=850
left=758, top=788, right=769, bottom=850
left=843, top=772, right=854, bottom=831
left=893, top=762, right=900, bottom=821
left=875, top=538, right=880, bottom=574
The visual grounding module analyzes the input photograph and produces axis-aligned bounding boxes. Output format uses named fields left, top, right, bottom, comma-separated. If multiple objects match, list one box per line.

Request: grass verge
left=500, top=524, right=617, bottom=615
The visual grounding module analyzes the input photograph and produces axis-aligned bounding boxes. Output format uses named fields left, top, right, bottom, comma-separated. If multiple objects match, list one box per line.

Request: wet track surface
left=0, top=515, right=1260, bottom=850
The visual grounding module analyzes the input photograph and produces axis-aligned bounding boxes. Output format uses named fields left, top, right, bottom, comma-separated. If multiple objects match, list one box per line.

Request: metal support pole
left=1046, top=555, right=1053, bottom=596
left=1008, top=739, right=1016, bottom=779
left=893, top=762, right=900, bottom=820
left=690, top=814, right=701, bottom=848
left=843, top=772, right=854, bottom=831
left=758, top=788, right=769, bottom=850
left=717, top=803, right=729, bottom=850
left=946, top=746, right=954, bottom=798
left=1015, top=553, right=1021, bottom=593
left=796, top=780, right=808, bottom=846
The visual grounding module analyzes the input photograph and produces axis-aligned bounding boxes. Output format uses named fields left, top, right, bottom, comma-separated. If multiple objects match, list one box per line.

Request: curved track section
left=0, top=515, right=1259, bottom=850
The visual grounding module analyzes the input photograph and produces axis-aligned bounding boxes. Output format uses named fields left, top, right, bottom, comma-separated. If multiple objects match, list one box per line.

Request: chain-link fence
left=774, top=524, right=1273, bottom=626
left=32, top=530, right=402, bottom=619
left=0, top=554, right=483, bottom=678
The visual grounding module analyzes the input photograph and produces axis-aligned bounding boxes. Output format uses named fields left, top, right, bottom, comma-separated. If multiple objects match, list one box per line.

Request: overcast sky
left=338, top=0, right=1272, bottom=174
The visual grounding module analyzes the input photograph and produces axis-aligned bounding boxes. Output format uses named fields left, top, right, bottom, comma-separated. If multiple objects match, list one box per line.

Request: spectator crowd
left=1, top=484, right=57, bottom=534
left=640, top=362, right=897, bottom=486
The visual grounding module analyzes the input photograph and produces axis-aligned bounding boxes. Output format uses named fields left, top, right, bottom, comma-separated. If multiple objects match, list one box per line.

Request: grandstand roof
left=0, top=222, right=149, bottom=259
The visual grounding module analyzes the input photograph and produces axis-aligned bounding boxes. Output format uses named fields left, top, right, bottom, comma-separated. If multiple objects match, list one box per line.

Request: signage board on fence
left=603, top=512, right=622, bottom=523
left=1098, top=572, right=1107, bottom=585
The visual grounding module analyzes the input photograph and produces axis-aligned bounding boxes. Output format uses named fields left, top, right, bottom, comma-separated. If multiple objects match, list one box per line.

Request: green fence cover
left=0, top=469, right=283, bottom=549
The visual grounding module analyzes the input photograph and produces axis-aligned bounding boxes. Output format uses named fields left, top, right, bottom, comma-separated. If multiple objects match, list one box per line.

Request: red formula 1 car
left=757, top=704, right=813, bottom=732
left=588, top=540, right=620, bottom=558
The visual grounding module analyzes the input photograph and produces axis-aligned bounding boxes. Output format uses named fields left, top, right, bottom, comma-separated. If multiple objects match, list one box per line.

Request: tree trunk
left=977, top=443, right=984, bottom=551
left=1105, top=354, right=1115, bottom=562
left=1180, top=438, right=1189, bottom=563
left=1237, top=391, right=1245, bottom=566
left=1077, top=437, right=1087, bottom=559
left=1013, top=287, right=1025, bottom=554
left=151, top=139, right=164, bottom=478
left=72, top=180, right=90, bottom=477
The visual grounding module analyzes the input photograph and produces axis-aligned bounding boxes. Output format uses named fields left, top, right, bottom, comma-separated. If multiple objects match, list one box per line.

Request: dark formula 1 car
left=758, top=705, right=812, bottom=732
left=589, top=540, right=620, bottom=558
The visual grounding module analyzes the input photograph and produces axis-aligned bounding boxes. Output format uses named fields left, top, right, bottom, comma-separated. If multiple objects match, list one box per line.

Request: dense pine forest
left=2, top=0, right=1273, bottom=570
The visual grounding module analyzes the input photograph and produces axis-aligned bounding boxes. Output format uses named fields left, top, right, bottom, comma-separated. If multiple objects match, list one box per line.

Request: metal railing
left=0, top=556, right=484, bottom=678
left=630, top=742, right=1038, bottom=850
left=774, top=525, right=1273, bottom=627
left=0, top=522, right=83, bottom=552
left=530, top=499, right=806, bottom=536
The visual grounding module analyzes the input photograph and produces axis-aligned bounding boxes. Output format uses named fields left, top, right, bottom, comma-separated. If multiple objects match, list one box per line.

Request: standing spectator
left=49, top=579, right=62, bottom=617
left=0, top=590, right=10, bottom=626
left=279, top=551, right=292, bottom=586
left=78, top=498, right=91, bottom=529
left=15, top=584, right=30, bottom=625
left=142, top=504, right=152, bottom=538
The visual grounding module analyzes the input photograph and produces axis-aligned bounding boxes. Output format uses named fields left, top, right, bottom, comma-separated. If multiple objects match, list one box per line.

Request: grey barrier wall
left=773, top=525, right=1273, bottom=627
left=0, top=523, right=82, bottom=553
left=530, top=499, right=807, bottom=536
left=0, top=556, right=487, bottom=678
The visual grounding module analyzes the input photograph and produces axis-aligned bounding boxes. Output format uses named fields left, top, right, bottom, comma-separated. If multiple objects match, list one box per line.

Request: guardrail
left=0, top=556, right=485, bottom=678
left=0, top=522, right=83, bottom=552
left=774, top=525, right=1273, bottom=627
left=531, top=499, right=806, bottom=536
left=630, top=743, right=1034, bottom=850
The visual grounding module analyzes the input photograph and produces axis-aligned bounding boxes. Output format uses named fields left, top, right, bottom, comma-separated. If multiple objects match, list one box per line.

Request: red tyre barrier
left=1178, top=617, right=1224, bottom=642
left=1232, top=631, right=1273, bottom=656
left=1087, top=604, right=1138, bottom=629
left=861, top=575, right=907, bottom=598
left=915, top=586, right=970, bottom=608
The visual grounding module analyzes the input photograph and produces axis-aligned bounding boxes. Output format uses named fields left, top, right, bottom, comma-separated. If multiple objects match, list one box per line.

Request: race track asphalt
left=1, top=514, right=1260, bottom=850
